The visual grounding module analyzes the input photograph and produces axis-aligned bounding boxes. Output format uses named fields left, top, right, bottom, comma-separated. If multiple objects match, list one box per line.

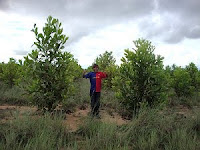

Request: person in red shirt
left=83, top=64, right=107, bottom=118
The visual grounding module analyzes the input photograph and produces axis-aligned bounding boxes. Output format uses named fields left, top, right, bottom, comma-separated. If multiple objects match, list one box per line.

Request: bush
left=114, top=38, right=167, bottom=116
left=186, top=62, right=200, bottom=92
left=0, top=58, right=21, bottom=88
left=172, top=67, right=194, bottom=97
left=23, top=16, right=81, bottom=111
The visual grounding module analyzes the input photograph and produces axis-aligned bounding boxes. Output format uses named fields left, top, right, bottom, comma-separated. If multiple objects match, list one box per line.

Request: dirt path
left=0, top=105, right=128, bottom=132
left=64, top=106, right=128, bottom=131
left=1, top=104, right=199, bottom=132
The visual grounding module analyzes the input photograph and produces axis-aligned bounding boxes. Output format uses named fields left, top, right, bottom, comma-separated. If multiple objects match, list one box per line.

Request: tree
left=0, top=58, right=20, bottom=87
left=24, top=16, right=79, bottom=111
left=172, top=67, right=194, bottom=97
left=115, top=38, right=167, bottom=116
left=186, top=62, right=200, bottom=91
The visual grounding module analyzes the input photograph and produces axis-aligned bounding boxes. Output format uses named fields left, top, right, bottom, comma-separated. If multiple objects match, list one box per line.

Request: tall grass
left=0, top=82, right=28, bottom=105
left=0, top=106, right=199, bottom=150
left=0, top=112, right=72, bottom=150
left=0, top=79, right=200, bottom=150
left=62, top=79, right=91, bottom=112
left=101, top=90, right=120, bottom=110
left=75, top=107, right=199, bottom=149
left=77, top=117, right=129, bottom=150
left=123, top=108, right=200, bottom=150
left=168, top=92, right=200, bottom=108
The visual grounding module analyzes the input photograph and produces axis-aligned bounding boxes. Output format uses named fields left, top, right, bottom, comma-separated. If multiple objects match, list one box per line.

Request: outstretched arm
left=83, top=70, right=91, bottom=78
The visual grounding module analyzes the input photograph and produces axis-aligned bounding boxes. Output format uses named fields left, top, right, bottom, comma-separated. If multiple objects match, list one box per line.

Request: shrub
left=114, top=38, right=167, bottom=116
left=186, top=62, right=200, bottom=91
left=172, top=67, right=194, bottom=97
left=0, top=58, right=21, bottom=88
left=23, top=16, right=80, bottom=111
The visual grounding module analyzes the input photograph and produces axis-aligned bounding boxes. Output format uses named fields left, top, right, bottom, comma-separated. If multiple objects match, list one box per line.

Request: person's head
left=92, top=64, right=99, bottom=72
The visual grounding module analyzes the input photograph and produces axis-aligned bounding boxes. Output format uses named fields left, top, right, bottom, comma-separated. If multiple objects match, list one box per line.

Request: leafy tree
left=186, top=62, right=200, bottom=91
left=0, top=58, right=20, bottom=87
left=115, top=38, right=167, bottom=116
left=163, top=66, right=174, bottom=95
left=95, top=51, right=116, bottom=69
left=95, top=51, right=118, bottom=88
left=172, top=67, right=194, bottom=97
left=24, top=16, right=79, bottom=111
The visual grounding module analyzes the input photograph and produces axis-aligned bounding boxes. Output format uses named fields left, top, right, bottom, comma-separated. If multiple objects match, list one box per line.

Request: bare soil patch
left=0, top=105, right=128, bottom=132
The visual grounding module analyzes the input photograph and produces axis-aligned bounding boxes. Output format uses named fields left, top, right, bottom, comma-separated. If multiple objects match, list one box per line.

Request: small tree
left=0, top=58, right=20, bottom=87
left=24, top=16, right=76, bottom=111
left=172, top=67, right=194, bottom=97
left=186, top=62, right=200, bottom=91
left=115, top=38, right=167, bottom=116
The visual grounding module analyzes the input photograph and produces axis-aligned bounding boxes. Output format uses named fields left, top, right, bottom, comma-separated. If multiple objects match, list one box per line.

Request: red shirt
left=83, top=72, right=107, bottom=92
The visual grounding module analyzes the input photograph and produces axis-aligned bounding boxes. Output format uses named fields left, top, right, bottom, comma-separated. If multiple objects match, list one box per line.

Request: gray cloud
left=8, top=0, right=154, bottom=19
left=14, top=49, right=28, bottom=55
left=159, top=0, right=200, bottom=41
left=1, top=0, right=200, bottom=44
left=140, top=0, right=200, bottom=43
left=186, top=26, right=200, bottom=39
left=0, top=0, right=11, bottom=10
left=2, top=0, right=155, bottom=44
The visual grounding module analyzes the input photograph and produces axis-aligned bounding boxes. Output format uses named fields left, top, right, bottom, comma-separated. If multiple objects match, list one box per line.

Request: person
left=83, top=64, right=107, bottom=118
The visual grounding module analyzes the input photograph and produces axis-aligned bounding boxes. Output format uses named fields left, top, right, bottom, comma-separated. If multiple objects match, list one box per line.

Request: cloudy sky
left=0, top=0, right=200, bottom=68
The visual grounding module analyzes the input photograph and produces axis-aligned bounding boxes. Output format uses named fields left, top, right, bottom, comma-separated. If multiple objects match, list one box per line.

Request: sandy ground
left=1, top=104, right=196, bottom=132
left=0, top=105, right=128, bottom=132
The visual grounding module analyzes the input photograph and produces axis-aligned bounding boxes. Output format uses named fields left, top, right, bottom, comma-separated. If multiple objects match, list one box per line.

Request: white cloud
left=0, top=0, right=200, bottom=68
left=0, top=11, right=43, bottom=62
left=69, top=22, right=140, bottom=68
left=154, top=39, right=200, bottom=67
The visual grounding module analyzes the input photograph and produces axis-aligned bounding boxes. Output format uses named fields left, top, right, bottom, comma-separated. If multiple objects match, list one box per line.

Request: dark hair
left=92, top=64, right=99, bottom=68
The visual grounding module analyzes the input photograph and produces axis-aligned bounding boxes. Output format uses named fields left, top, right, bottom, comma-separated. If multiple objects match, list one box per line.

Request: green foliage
left=163, top=65, right=174, bottom=95
left=95, top=51, right=118, bottom=89
left=0, top=82, right=28, bottom=105
left=24, top=16, right=81, bottom=111
left=0, top=103, right=199, bottom=149
left=186, top=62, right=200, bottom=91
left=0, top=58, right=21, bottom=88
left=95, top=51, right=116, bottom=69
left=62, top=79, right=90, bottom=112
left=172, top=66, right=194, bottom=97
left=114, top=38, right=167, bottom=116
left=78, top=118, right=129, bottom=149
left=123, top=108, right=200, bottom=150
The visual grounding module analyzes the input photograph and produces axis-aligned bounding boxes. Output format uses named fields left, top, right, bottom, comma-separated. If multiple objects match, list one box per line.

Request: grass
left=0, top=106, right=199, bottom=150
left=123, top=107, right=200, bottom=150
left=0, top=112, right=73, bottom=150
left=168, top=92, right=200, bottom=108
left=0, top=82, right=28, bottom=105
left=62, top=79, right=91, bottom=112
left=0, top=79, right=200, bottom=149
